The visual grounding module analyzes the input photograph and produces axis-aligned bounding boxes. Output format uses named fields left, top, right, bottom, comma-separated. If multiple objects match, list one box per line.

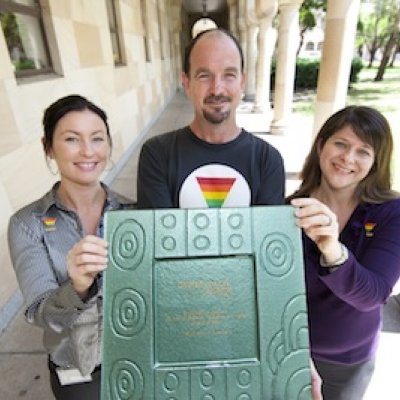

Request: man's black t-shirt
left=137, top=127, right=285, bottom=208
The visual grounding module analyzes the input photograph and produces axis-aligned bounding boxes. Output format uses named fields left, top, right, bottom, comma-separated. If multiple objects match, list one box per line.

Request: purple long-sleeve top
left=304, top=198, right=400, bottom=365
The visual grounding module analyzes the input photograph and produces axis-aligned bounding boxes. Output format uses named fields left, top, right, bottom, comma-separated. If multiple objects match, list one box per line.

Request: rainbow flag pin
left=43, top=217, right=57, bottom=231
left=364, top=222, right=376, bottom=237
left=196, top=177, right=236, bottom=208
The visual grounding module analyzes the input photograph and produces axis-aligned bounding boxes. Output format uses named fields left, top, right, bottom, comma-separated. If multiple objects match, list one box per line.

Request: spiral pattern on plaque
left=237, top=394, right=251, bottom=400
left=111, top=220, right=145, bottom=270
left=110, top=359, right=143, bottom=400
left=112, top=288, right=146, bottom=337
left=260, top=233, right=294, bottom=276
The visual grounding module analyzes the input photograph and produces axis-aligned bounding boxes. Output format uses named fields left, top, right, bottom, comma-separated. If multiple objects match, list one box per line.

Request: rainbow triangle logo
left=43, top=217, right=57, bottom=231
left=364, top=222, right=376, bottom=237
left=196, top=177, right=236, bottom=208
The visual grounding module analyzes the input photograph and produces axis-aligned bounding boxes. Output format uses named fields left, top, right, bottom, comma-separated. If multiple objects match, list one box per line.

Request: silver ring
left=325, top=215, right=333, bottom=226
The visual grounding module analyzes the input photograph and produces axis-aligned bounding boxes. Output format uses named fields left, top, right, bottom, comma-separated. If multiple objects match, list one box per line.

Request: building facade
left=0, top=0, right=360, bottom=330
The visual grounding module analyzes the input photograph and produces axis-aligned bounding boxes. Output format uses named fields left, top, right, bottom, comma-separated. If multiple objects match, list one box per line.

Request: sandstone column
left=254, top=0, right=278, bottom=114
left=238, top=0, right=248, bottom=81
left=244, top=0, right=259, bottom=101
left=312, top=0, right=361, bottom=135
left=227, top=0, right=238, bottom=37
left=271, top=0, right=304, bottom=134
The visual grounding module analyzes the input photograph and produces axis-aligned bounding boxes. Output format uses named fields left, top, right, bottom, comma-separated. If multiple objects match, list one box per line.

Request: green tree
left=298, top=0, right=327, bottom=54
left=0, top=12, right=22, bottom=52
left=375, top=7, right=400, bottom=80
left=358, top=0, right=397, bottom=67
left=389, top=40, right=399, bottom=66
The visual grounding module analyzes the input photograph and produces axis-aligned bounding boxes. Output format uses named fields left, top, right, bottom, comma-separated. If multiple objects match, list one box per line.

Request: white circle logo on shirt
left=179, top=164, right=251, bottom=208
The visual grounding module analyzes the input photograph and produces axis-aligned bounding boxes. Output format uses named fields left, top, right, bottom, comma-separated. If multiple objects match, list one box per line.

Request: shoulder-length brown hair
left=288, top=105, right=398, bottom=203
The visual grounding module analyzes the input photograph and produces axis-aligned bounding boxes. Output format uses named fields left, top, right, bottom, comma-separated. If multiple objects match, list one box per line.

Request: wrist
left=320, top=243, right=349, bottom=268
left=71, top=280, right=91, bottom=300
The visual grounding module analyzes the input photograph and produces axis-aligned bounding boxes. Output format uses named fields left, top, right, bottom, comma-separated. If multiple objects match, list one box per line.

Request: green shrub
left=295, top=58, right=320, bottom=89
left=349, top=57, right=364, bottom=84
left=13, top=58, right=35, bottom=71
left=270, top=57, right=364, bottom=91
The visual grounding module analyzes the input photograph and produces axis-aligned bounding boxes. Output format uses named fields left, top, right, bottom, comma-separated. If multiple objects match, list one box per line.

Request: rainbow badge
left=196, top=177, right=236, bottom=208
left=43, top=217, right=57, bottom=231
left=364, top=222, right=376, bottom=237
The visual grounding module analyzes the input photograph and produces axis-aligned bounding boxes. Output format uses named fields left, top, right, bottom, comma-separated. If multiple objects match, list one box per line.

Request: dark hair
left=42, top=94, right=111, bottom=154
left=288, top=105, right=398, bottom=203
left=183, top=28, right=244, bottom=75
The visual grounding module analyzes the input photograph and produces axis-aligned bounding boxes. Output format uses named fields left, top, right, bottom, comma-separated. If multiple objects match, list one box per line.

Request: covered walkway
left=1, top=91, right=399, bottom=399
left=0, top=0, right=364, bottom=332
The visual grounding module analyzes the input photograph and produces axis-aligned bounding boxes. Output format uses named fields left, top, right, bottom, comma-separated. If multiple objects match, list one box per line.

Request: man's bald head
left=183, top=28, right=244, bottom=76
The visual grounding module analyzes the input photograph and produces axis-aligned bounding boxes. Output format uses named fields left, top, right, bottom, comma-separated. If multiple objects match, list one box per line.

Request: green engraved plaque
left=101, top=207, right=312, bottom=400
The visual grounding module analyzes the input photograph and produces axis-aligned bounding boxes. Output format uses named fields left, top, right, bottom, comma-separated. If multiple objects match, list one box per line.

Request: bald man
left=137, top=28, right=285, bottom=209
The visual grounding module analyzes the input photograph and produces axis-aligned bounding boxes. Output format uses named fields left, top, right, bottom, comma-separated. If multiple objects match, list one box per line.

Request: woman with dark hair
left=288, top=105, right=400, bottom=399
left=8, top=95, right=132, bottom=399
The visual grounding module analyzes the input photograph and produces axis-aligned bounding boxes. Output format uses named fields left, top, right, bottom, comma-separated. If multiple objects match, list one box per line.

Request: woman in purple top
left=287, top=106, right=400, bottom=400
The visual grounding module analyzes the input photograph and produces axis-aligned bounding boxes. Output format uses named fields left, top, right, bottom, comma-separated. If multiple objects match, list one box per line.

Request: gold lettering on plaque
left=165, top=310, right=247, bottom=338
left=177, top=279, right=232, bottom=298
left=163, top=277, right=248, bottom=338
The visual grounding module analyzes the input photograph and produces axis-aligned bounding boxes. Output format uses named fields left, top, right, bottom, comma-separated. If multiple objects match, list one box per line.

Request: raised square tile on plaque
left=101, top=206, right=312, bottom=400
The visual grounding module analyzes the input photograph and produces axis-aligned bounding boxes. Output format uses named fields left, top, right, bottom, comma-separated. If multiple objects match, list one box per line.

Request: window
left=305, top=41, right=314, bottom=51
left=105, top=0, right=124, bottom=65
left=0, top=0, right=52, bottom=77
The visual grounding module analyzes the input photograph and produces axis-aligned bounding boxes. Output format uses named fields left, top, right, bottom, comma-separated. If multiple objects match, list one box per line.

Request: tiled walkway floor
left=1, top=91, right=399, bottom=399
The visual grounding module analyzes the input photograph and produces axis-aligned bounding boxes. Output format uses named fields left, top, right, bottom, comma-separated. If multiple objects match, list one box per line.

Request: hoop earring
left=105, top=158, right=115, bottom=172
left=46, top=158, right=58, bottom=175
